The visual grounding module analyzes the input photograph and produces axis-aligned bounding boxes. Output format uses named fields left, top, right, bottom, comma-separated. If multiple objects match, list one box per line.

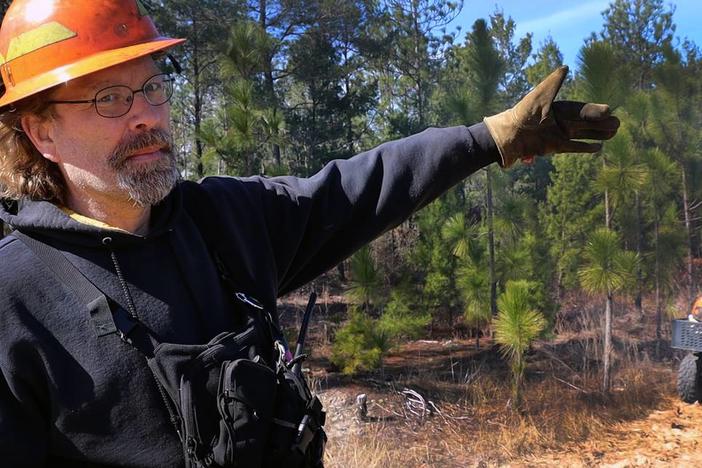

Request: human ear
left=20, top=113, right=59, bottom=163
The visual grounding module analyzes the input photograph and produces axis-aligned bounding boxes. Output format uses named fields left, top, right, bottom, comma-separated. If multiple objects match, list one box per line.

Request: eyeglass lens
left=95, top=74, right=173, bottom=118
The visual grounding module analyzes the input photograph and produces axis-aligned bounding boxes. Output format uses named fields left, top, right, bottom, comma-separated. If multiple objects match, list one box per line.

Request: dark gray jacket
left=0, top=125, right=498, bottom=467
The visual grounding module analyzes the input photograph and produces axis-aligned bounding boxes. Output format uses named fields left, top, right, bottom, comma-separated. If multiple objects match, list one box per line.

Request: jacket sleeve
left=0, top=366, right=48, bottom=466
left=200, top=123, right=499, bottom=296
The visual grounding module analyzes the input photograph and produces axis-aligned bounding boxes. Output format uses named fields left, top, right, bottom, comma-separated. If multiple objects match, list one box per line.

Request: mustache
left=108, top=128, right=173, bottom=167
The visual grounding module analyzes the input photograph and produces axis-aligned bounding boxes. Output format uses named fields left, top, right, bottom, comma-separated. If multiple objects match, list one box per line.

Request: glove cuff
left=484, top=110, right=523, bottom=168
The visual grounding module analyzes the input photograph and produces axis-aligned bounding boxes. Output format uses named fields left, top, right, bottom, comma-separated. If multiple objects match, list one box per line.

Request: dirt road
left=520, top=398, right=702, bottom=467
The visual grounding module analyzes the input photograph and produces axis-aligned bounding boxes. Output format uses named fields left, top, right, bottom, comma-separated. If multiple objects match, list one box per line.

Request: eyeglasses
left=48, top=73, right=175, bottom=118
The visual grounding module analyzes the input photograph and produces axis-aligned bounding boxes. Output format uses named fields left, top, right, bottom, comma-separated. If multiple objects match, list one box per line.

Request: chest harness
left=13, top=229, right=326, bottom=468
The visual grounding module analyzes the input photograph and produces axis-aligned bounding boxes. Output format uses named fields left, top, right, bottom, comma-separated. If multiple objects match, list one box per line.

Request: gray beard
left=108, top=128, right=179, bottom=207
left=116, top=152, right=179, bottom=207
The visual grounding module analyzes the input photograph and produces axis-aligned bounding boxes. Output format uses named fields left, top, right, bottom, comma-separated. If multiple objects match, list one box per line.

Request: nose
left=126, top=92, right=167, bottom=131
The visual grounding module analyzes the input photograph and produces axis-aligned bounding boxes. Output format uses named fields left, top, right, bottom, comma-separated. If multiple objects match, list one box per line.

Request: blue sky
left=450, top=0, right=702, bottom=69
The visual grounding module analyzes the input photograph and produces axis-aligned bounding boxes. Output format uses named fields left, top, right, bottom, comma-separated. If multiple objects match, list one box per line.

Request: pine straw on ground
left=322, top=346, right=675, bottom=467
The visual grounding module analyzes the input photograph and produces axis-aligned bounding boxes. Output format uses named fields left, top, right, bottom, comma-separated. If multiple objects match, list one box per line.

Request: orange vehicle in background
left=673, top=295, right=702, bottom=403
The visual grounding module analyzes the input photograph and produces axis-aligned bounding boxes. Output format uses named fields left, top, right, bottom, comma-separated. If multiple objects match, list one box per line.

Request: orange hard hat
left=0, top=0, right=185, bottom=108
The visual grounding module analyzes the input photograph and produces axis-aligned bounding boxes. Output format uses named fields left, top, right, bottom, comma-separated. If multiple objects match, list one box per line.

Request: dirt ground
left=280, top=292, right=702, bottom=467
left=518, top=399, right=702, bottom=467
left=306, top=334, right=702, bottom=467
left=316, top=350, right=702, bottom=467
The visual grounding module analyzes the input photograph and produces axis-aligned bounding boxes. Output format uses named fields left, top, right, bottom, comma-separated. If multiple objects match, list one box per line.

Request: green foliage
left=441, top=213, right=472, bottom=259
left=640, top=149, right=685, bottom=294
left=438, top=11, right=533, bottom=125
left=424, top=269, right=451, bottom=305
left=457, top=262, right=490, bottom=329
left=541, top=154, right=601, bottom=292
left=403, top=197, right=464, bottom=325
left=595, top=130, right=649, bottom=209
left=333, top=288, right=430, bottom=375
left=579, top=228, right=638, bottom=295
left=525, top=37, right=564, bottom=86
left=445, top=18, right=504, bottom=122
left=222, top=21, right=273, bottom=79
left=594, top=129, right=650, bottom=244
left=143, top=0, right=702, bottom=357
left=346, top=246, right=381, bottom=310
left=197, top=21, right=286, bottom=176
left=576, top=40, right=627, bottom=107
left=494, top=280, right=546, bottom=405
left=440, top=209, right=491, bottom=336
left=601, top=0, right=676, bottom=89
left=331, top=308, right=387, bottom=374
left=650, top=204, right=686, bottom=293
left=151, top=0, right=244, bottom=177
left=378, top=0, right=463, bottom=133
left=378, top=289, right=431, bottom=341
left=488, top=10, right=532, bottom=103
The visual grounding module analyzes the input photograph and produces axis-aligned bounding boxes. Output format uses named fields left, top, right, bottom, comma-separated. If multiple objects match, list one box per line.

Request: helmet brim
left=0, top=36, right=185, bottom=108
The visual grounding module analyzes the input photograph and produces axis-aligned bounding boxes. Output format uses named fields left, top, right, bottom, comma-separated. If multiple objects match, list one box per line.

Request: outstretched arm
left=199, top=123, right=498, bottom=296
left=197, top=66, right=619, bottom=297
left=262, top=124, right=500, bottom=294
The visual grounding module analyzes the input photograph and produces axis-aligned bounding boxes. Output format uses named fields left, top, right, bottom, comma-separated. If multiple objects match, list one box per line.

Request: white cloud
left=516, top=0, right=610, bottom=35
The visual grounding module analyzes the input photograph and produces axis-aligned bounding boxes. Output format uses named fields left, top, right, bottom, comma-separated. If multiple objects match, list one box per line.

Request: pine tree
left=151, top=0, right=244, bottom=178
left=377, top=0, right=462, bottom=135
left=601, top=0, right=676, bottom=90
left=578, top=228, right=638, bottom=392
left=494, top=280, right=546, bottom=408
left=443, top=18, right=504, bottom=317
left=200, top=21, right=280, bottom=175
left=647, top=47, right=702, bottom=301
left=541, top=155, right=601, bottom=304
left=641, top=148, right=684, bottom=354
left=346, top=245, right=381, bottom=312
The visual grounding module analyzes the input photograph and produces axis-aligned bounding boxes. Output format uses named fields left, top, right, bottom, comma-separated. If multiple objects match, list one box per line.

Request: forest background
left=1, top=0, right=701, bottom=402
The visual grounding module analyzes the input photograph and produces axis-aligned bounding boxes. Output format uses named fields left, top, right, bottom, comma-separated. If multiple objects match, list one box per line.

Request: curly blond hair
left=0, top=93, right=65, bottom=204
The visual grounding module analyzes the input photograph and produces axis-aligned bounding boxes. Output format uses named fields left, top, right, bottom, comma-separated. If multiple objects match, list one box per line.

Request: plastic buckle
left=113, top=306, right=139, bottom=342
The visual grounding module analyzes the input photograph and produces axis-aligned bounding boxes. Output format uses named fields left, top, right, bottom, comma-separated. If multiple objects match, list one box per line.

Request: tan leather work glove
left=484, top=66, right=620, bottom=168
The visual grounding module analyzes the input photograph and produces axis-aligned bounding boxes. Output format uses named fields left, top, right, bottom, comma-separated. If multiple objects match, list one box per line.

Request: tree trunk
left=447, top=256, right=457, bottom=327
left=601, top=156, right=614, bottom=393
left=603, top=155, right=611, bottom=229
left=486, top=167, right=497, bottom=316
left=344, top=70, right=354, bottom=156
left=682, top=167, right=694, bottom=302
left=336, top=261, right=346, bottom=282
left=259, top=0, right=282, bottom=167
left=654, top=220, right=662, bottom=358
left=555, top=224, right=567, bottom=310
left=410, top=1, right=424, bottom=129
left=192, top=17, right=204, bottom=179
left=635, top=191, right=643, bottom=317
left=245, top=149, right=254, bottom=176
left=602, top=291, right=613, bottom=393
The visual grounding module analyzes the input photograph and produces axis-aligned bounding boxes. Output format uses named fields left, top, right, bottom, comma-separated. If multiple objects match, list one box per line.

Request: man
left=0, top=0, right=619, bottom=466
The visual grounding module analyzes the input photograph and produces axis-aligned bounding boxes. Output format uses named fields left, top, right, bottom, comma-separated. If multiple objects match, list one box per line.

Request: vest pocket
left=213, top=358, right=277, bottom=466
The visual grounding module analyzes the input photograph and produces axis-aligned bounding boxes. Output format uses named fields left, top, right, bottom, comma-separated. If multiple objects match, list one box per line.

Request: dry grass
left=322, top=343, right=675, bottom=467
left=300, top=288, right=686, bottom=467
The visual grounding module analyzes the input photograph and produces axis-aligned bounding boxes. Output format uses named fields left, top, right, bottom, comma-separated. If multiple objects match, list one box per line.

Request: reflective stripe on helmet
left=5, top=22, right=76, bottom=64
